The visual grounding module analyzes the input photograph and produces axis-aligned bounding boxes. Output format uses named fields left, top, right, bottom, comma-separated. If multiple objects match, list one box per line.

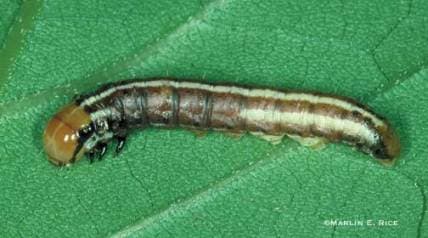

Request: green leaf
left=0, top=0, right=427, bottom=237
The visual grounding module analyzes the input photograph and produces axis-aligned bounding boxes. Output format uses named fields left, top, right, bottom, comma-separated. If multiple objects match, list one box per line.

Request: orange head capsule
left=43, top=104, right=92, bottom=166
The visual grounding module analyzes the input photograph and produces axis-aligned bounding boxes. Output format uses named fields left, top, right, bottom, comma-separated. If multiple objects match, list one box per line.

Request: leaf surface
left=0, top=0, right=427, bottom=237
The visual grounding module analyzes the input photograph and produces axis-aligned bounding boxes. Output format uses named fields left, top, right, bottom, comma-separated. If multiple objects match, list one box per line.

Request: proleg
left=43, top=79, right=400, bottom=166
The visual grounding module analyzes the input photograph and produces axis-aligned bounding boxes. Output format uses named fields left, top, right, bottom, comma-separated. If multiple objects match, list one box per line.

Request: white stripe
left=81, top=80, right=384, bottom=126
left=90, top=108, right=112, bottom=121
left=241, top=108, right=378, bottom=145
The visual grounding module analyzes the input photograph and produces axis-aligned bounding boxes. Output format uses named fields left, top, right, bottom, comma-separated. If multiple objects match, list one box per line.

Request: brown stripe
left=202, top=91, right=213, bottom=128
left=138, top=87, right=149, bottom=125
left=171, top=88, right=179, bottom=126
left=244, top=96, right=282, bottom=134
left=209, top=92, right=246, bottom=133
left=144, top=87, right=174, bottom=125
left=177, top=88, right=206, bottom=127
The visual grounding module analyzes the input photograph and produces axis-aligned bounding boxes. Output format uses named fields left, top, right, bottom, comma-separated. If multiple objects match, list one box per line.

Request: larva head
left=43, top=104, right=92, bottom=166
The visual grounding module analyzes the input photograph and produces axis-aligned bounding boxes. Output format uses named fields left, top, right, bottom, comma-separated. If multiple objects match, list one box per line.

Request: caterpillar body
left=43, top=79, right=400, bottom=166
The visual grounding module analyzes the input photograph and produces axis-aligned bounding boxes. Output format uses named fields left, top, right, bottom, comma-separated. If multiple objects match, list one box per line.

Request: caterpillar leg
left=287, top=134, right=327, bottom=150
left=250, top=132, right=285, bottom=145
left=87, top=143, right=108, bottom=163
left=87, top=151, right=96, bottom=164
left=97, top=143, right=108, bottom=160
left=115, top=136, right=127, bottom=154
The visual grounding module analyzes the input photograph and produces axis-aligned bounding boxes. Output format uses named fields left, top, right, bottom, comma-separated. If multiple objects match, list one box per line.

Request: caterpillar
left=43, top=79, right=400, bottom=166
